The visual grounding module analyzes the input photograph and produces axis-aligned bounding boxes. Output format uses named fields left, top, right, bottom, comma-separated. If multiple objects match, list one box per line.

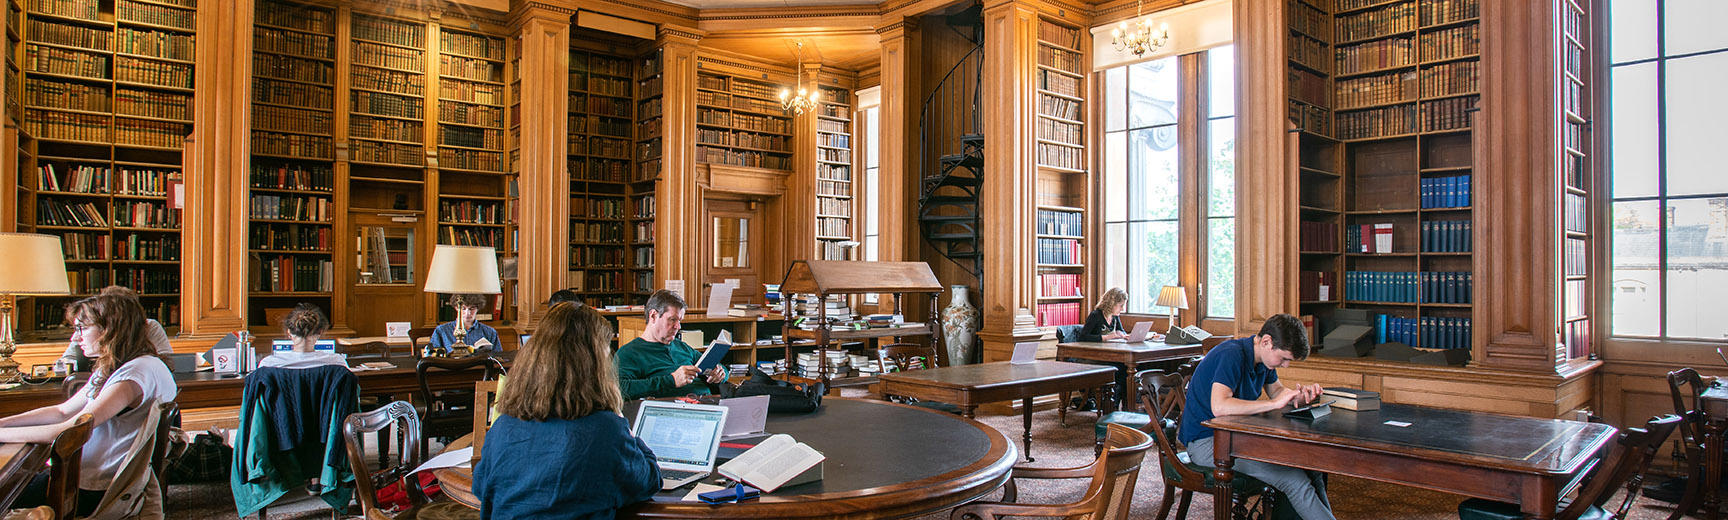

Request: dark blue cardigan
left=475, top=411, right=661, bottom=519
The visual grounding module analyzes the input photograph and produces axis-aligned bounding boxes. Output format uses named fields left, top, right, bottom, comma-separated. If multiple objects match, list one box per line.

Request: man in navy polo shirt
left=1179, top=313, right=1333, bottom=520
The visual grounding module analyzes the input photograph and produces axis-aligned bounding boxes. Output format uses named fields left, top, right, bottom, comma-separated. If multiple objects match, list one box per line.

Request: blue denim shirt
left=429, top=320, right=501, bottom=354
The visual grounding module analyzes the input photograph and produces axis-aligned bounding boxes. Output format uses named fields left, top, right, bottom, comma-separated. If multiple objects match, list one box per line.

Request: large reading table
left=875, top=360, right=1114, bottom=461
left=437, top=397, right=1016, bottom=519
left=1206, top=403, right=1616, bottom=520
left=1055, top=340, right=1204, bottom=412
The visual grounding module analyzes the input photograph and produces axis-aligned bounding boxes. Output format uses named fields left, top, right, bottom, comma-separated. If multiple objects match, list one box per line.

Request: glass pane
left=1105, top=131, right=1127, bottom=222
left=712, top=217, right=748, bottom=268
left=1663, top=52, right=1728, bottom=196
left=1208, top=217, right=1236, bottom=319
left=1611, top=200, right=1661, bottom=337
left=1128, top=57, right=1179, bottom=128
left=1209, top=45, right=1236, bottom=118
left=863, top=235, right=878, bottom=262
left=1106, top=66, right=1127, bottom=132
left=1663, top=197, right=1728, bottom=339
left=1611, top=62, right=1659, bottom=199
left=1129, top=125, right=1180, bottom=221
left=1665, top=0, right=1728, bottom=57
left=864, top=107, right=879, bottom=169
left=1106, top=222, right=1127, bottom=298
left=1133, top=221, right=1180, bottom=315
left=358, top=226, right=414, bottom=285
left=1610, top=0, right=1658, bottom=64
left=865, top=167, right=879, bottom=235
left=1209, top=118, right=1237, bottom=217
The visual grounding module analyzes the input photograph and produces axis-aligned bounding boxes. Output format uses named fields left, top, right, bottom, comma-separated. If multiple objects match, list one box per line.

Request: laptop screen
left=519, top=334, right=530, bottom=347
left=271, top=339, right=338, bottom=352
left=633, top=402, right=727, bottom=468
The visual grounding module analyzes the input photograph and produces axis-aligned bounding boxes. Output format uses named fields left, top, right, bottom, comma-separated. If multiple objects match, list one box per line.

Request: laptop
left=1107, top=321, right=1155, bottom=343
left=270, top=339, right=337, bottom=352
left=632, top=401, right=730, bottom=490
left=518, top=334, right=531, bottom=347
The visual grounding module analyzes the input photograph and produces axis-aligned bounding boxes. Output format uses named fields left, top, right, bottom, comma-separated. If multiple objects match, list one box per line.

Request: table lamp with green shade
left=422, top=244, right=501, bottom=357
left=1156, top=285, right=1188, bottom=330
left=0, top=233, right=71, bottom=383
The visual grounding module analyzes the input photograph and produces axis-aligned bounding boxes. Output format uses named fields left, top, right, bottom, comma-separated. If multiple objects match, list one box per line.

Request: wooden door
left=347, top=212, right=424, bottom=336
left=702, top=198, right=764, bottom=307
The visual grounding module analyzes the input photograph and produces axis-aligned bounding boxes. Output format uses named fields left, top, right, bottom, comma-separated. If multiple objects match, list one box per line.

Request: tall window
left=1101, top=45, right=1236, bottom=323
left=860, top=90, right=881, bottom=304
left=1608, top=0, right=1728, bottom=340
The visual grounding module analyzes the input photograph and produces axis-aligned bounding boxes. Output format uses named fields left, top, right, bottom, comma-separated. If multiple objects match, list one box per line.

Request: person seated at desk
left=614, top=289, right=725, bottom=400
left=1079, top=288, right=1129, bottom=342
left=428, top=294, right=501, bottom=356
left=546, top=288, right=581, bottom=308
left=258, top=303, right=345, bottom=369
left=1180, top=313, right=1333, bottom=520
left=476, top=302, right=660, bottom=519
left=0, top=293, right=179, bottom=517
left=59, top=286, right=173, bottom=370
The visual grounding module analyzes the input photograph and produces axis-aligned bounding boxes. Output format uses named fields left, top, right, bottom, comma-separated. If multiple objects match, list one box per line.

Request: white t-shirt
left=80, top=356, right=177, bottom=490
left=258, top=351, right=349, bottom=370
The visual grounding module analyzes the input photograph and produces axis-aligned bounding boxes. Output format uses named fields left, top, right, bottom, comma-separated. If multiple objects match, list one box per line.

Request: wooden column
left=786, top=61, right=821, bottom=262
left=875, top=19, right=920, bottom=314
left=1233, top=0, right=1299, bottom=335
left=180, top=0, right=253, bottom=338
left=652, top=26, right=705, bottom=299
left=1475, top=0, right=1562, bottom=372
left=510, top=4, right=573, bottom=328
left=975, top=0, right=1043, bottom=360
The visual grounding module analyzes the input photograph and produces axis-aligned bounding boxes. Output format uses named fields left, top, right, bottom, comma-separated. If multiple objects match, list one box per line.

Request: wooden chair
left=339, top=340, right=394, bottom=365
left=1137, top=370, right=1279, bottom=520
left=45, top=414, right=93, bottom=520
left=342, top=401, right=477, bottom=520
left=948, top=423, right=1153, bottom=520
left=2, top=507, right=53, bottom=520
left=59, top=373, right=87, bottom=399
left=407, top=327, right=438, bottom=359
left=470, top=381, right=499, bottom=462
left=1664, top=368, right=1710, bottom=514
left=415, top=355, right=505, bottom=458
left=149, top=402, right=177, bottom=488
left=1458, top=414, right=1682, bottom=520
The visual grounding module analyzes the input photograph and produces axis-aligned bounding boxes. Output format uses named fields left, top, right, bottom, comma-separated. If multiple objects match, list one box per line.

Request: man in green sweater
left=615, top=289, right=728, bottom=399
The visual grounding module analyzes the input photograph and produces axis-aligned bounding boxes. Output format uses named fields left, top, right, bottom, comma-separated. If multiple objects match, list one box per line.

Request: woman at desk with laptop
left=1080, top=288, right=1130, bottom=342
left=257, top=304, right=345, bottom=369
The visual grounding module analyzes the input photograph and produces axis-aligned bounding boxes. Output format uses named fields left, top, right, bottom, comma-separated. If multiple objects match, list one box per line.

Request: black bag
left=720, top=367, right=824, bottom=413
left=165, top=431, right=232, bottom=484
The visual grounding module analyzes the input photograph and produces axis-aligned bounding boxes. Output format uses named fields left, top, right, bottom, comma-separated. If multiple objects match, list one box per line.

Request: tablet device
left=1283, top=399, right=1335, bottom=420
left=1009, top=341, right=1039, bottom=365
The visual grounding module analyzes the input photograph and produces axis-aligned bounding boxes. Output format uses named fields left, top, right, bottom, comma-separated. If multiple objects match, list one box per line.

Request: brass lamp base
left=0, top=342, right=23, bottom=385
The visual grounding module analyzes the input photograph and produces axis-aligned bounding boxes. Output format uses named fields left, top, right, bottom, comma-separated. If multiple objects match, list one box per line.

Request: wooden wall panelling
left=183, top=0, right=254, bottom=338
left=914, top=11, right=977, bottom=325
left=651, top=25, right=705, bottom=302
left=874, top=18, right=918, bottom=316
left=509, top=4, right=573, bottom=328
left=1233, top=0, right=1297, bottom=336
left=975, top=0, right=1043, bottom=362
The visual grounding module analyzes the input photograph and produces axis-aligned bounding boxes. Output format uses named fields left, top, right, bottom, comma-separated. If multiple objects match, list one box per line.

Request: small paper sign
left=385, top=322, right=411, bottom=338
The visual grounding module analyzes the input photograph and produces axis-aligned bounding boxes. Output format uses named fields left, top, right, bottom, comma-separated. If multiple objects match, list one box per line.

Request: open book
left=716, top=434, right=825, bottom=493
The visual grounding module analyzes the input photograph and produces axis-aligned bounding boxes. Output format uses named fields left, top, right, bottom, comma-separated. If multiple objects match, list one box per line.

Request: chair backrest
left=877, top=343, right=936, bottom=374
left=1083, top=423, right=1155, bottom=520
left=407, top=326, right=438, bottom=358
left=1055, top=324, right=1084, bottom=344
left=150, top=401, right=177, bottom=485
left=1558, top=414, right=1681, bottom=520
left=343, top=400, right=425, bottom=516
left=46, top=414, right=93, bottom=520
left=471, top=380, right=499, bottom=462
left=61, top=372, right=88, bottom=399
left=1137, top=369, right=1207, bottom=489
left=416, top=355, right=506, bottom=415
left=338, top=340, right=394, bottom=364
left=1666, top=368, right=1707, bottom=449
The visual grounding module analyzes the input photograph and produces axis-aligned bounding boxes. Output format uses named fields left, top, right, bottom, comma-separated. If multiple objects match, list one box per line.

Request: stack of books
left=1321, top=387, right=1381, bottom=411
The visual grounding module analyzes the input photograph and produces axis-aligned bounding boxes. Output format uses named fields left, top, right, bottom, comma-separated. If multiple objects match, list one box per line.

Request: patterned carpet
left=166, top=394, right=1698, bottom=519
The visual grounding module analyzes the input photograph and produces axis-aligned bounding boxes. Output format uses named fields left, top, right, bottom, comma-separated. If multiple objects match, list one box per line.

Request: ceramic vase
left=941, top=285, right=980, bottom=366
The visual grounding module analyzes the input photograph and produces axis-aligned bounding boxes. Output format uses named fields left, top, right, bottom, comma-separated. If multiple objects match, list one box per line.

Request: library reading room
left=0, top=0, right=1718, bottom=518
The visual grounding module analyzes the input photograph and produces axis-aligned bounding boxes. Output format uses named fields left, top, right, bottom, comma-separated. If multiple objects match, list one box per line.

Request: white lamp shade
left=0, top=233, right=70, bottom=295
left=1155, top=285, right=1189, bottom=310
left=423, top=245, right=501, bottom=294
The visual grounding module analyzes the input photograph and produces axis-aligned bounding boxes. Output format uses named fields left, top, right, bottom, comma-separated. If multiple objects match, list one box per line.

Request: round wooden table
left=435, top=397, right=1018, bottom=519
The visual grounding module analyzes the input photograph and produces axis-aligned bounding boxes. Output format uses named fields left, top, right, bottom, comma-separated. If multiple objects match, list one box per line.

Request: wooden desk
left=1056, top=340, right=1204, bottom=411
left=0, top=442, right=50, bottom=511
left=876, top=361, right=1115, bottom=462
left=1207, top=403, right=1616, bottom=520
left=1674, top=383, right=1728, bottom=520
left=435, top=397, right=1016, bottom=519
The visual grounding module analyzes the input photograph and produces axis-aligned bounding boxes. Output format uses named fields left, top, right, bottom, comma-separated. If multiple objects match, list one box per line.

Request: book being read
left=716, top=434, right=825, bottom=493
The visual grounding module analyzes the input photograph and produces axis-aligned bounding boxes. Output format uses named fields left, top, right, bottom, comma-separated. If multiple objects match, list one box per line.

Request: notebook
left=270, top=339, right=336, bottom=352
left=632, top=401, right=730, bottom=490
left=1107, top=321, right=1155, bottom=343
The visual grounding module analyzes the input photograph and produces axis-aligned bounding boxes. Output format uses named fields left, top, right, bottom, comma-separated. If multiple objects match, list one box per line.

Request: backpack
left=720, top=367, right=825, bottom=413
left=165, top=430, right=229, bottom=484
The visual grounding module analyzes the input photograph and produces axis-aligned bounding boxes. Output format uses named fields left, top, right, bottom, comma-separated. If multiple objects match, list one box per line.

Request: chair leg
left=1155, top=483, right=1175, bottom=520
left=1094, top=436, right=1105, bottom=457
left=1174, top=490, right=1193, bottom=520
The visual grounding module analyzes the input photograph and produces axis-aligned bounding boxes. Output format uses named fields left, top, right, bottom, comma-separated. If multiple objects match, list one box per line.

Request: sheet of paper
left=410, top=447, right=473, bottom=475
left=1384, top=421, right=1413, bottom=427
left=385, top=321, right=411, bottom=338
left=706, top=282, right=735, bottom=318
left=472, top=338, right=494, bottom=348
left=682, top=483, right=726, bottom=502
left=666, top=280, right=686, bottom=298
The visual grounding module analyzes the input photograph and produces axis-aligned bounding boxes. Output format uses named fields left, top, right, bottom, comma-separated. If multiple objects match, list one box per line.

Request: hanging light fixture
left=1111, top=0, right=1170, bottom=58
left=780, top=42, right=820, bottom=115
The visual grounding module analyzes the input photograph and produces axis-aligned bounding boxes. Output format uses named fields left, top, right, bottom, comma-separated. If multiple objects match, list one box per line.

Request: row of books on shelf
left=1038, top=273, right=1083, bottom=299
left=114, top=119, right=189, bottom=148
left=117, top=89, right=191, bottom=121
left=1565, top=238, right=1586, bottom=277
left=1289, top=101, right=1332, bottom=135
left=570, top=221, right=625, bottom=243
left=253, top=79, right=333, bottom=110
left=696, top=128, right=789, bottom=152
left=249, top=194, right=329, bottom=222
left=1337, top=70, right=1415, bottom=109
left=249, top=223, right=330, bottom=252
left=1289, top=0, right=1330, bottom=40
left=569, top=137, right=628, bottom=160
left=352, top=90, right=423, bottom=119
left=816, top=133, right=850, bottom=149
left=256, top=0, right=333, bottom=40
left=571, top=53, right=631, bottom=77
left=1336, top=37, right=1411, bottom=76
left=1036, top=209, right=1082, bottom=236
left=567, top=269, right=627, bottom=292
left=1346, top=223, right=1393, bottom=253
left=817, top=197, right=851, bottom=217
left=1336, top=3, right=1416, bottom=43
left=28, top=18, right=110, bottom=51
left=817, top=164, right=850, bottom=181
left=571, top=246, right=626, bottom=267
left=439, top=227, right=504, bottom=248
left=60, top=232, right=180, bottom=261
left=817, top=217, right=849, bottom=237
left=1345, top=270, right=1472, bottom=304
left=253, top=132, right=332, bottom=159
left=1038, top=20, right=1081, bottom=49
left=1378, top=315, right=1472, bottom=350
left=352, top=66, right=420, bottom=95
left=570, top=95, right=630, bottom=118
left=1420, top=220, right=1471, bottom=252
left=1417, top=0, right=1478, bottom=27
left=1299, top=270, right=1335, bottom=301
left=116, top=26, right=194, bottom=61
left=439, top=200, right=504, bottom=224
left=570, top=116, right=632, bottom=138
left=115, top=0, right=195, bottom=31
left=1419, top=93, right=1475, bottom=132
left=573, top=158, right=631, bottom=182
left=1037, top=45, right=1082, bottom=72
left=697, top=146, right=791, bottom=171
left=570, top=75, right=630, bottom=98
left=25, top=78, right=107, bottom=112
left=64, top=267, right=111, bottom=294
left=1564, top=193, right=1586, bottom=234
left=1421, top=24, right=1478, bottom=62
left=440, top=126, right=504, bottom=149
left=816, top=119, right=847, bottom=134
left=818, top=241, right=848, bottom=261
left=1037, top=238, right=1081, bottom=265
left=1420, top=175, right=1471, bottom=208
left=255, top=26, right=333, bottom=59
left=114, top=201, right=179, bottom=228
left=1039, top=94, right=1082, bottom=121
left=251, top=163, right=333, bottom=192
left=1289, top=69, right=1328, bottom=107
left=634, top=196, right=655, bottom=219
left=1037, top=143, right=1083, bottom=171
left=816, top=180, right=851, bottom=198
left=1037, top=69, right=1080, bottom=98
left=440, top=31, right=503, bottom=60
left=439, top=55, right=501, bottom=83
left=1335, top=104, right=1413, bottom=139
left=111, top=268, right=177, bottom=295
left=352, top=16, right=422, bottom=49
left=116, top=57, right=192, bottom=89
left=633, top=246, right=653, bottom=268
left=252, top=255, right=333, bottom=292
left=633, top=221, right=654, bottom=242
left=350, top=139, right=423, bottom=165
left=24, top=44, right=109, bottom=79
left=1299, top=220, right=1338, bottom=252
left=1421, top=61, right=1477, bottom=98
left=440, top=83, right=504, bottom=107
left=818, top=102, right=849, bottom=120
left=817, top=149, right=850, bottom=163
left=574, top=197, right=625, bottom=219
left=1290, top=33, right=1330, bottom=74
left=1035, top=302, right=1083, bottom=327
left=1038, top=118, right=1081, bottom=144
left=255, top=104, right=332, bottom=134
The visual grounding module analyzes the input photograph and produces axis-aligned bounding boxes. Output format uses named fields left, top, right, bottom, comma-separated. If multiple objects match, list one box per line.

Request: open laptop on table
left=632, top=400, right=730, bottom=490
left=270, top=339, right=337, bottom=352
left=1106, top=321, right=1155, bottom=343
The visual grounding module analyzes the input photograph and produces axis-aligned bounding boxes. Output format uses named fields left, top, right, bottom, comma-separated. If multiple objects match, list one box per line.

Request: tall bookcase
left=694, top=69, right=793, bottom=172
left=814, top=84, right=853, bottom=260
left=250, top=0, right=335, bottom=326
left=1294, top=0, right=1482, bottom=357
left=434, top=25, right=511, bottom=321
left=19, top=0, right=194, bottom=333
left=631, top=50, right=660, bottom=297
left=1034, top=17, right=1087, bottom=327
left=1558, top=0, right=1592, bottom=360
left=567, top=44, right=633, bottom=308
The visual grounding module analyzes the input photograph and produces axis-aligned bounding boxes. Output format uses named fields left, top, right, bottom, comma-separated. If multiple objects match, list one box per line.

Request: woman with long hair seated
left=0, top=293, right=178, bottom=517
left=258, top=303, right=345, bottom=369
left=475, top=302, right=659, bottom=519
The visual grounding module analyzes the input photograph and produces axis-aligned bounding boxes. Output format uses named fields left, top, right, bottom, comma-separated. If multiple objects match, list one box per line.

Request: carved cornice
left=510, top=1, right=575, bottom=29
left=875, top=17, right=919, bottom=37
left=658, top=24, right=707, bottom=42
left=588, top=0, right=700, bottom=24
left=697, top=5, right=883, bottom=22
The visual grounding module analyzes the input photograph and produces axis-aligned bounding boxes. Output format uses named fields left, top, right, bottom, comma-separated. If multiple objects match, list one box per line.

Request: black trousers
left=12, top=471, right=104, bottom=517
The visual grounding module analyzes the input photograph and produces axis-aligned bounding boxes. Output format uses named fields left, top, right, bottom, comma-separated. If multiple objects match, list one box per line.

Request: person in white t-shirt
left=58, top=286, right=174, bottom=369
left=0, top=292, right=179, bottom=517
left=258, top=303, right=347, bottom=370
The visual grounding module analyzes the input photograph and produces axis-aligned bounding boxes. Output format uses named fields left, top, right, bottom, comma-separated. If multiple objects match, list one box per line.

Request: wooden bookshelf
left=567, top=43, right=633, bottom=308
left=1557, top=0, right=1591, bottom=361
left=433, top=26, right=510, bottom=320
left=814, top=84, right=853, bottom=260
left=1296, top=0, right=1482, bottom=357
left=694, top=69, right=793, bottom=172
left=1033, top=17, right=1088, bottom=328
left=631, top=49, right=660, bottom=296
left=17, top=0, right=193, bottom=336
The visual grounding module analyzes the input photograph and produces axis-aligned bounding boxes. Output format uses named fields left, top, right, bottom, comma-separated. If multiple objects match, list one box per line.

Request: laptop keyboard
left=663, top=469, right=704, bottom=481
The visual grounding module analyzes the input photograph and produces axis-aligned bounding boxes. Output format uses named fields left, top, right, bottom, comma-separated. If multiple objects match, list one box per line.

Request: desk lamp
left=0, top=233, right=71, bottom=383
left=1155, top=285, right=1189, bottom=330
left=423, top=245, right=501, bottom=357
